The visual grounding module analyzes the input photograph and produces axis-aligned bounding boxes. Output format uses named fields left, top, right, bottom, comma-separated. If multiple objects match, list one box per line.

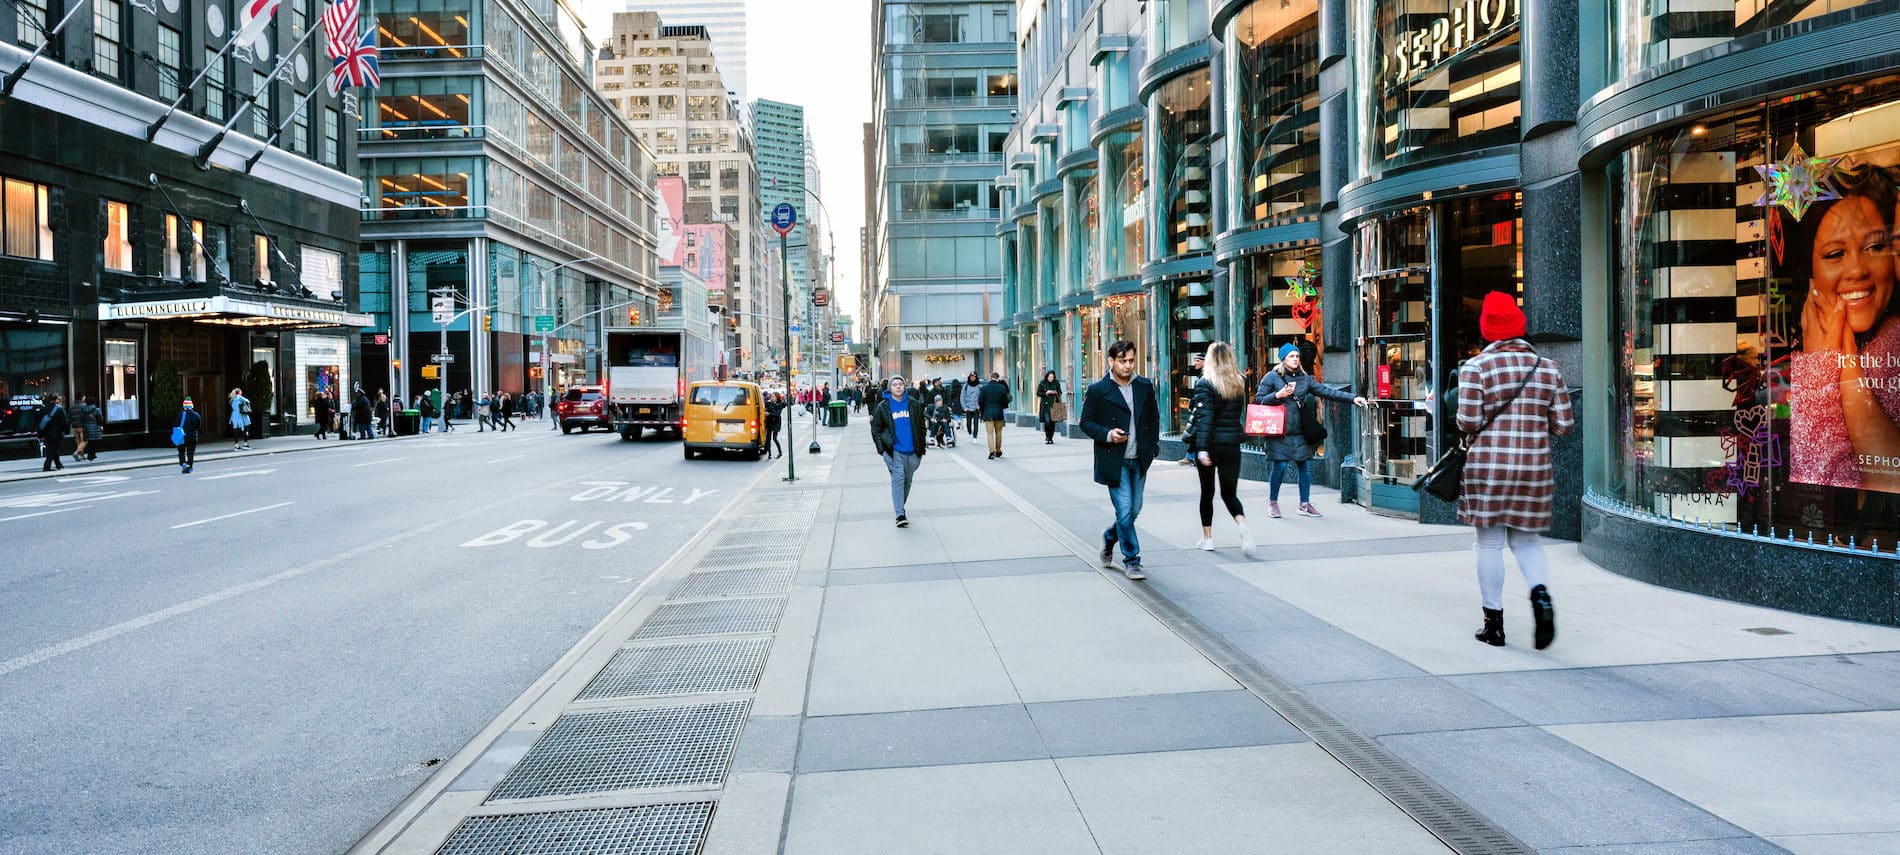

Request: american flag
left=321, top=0, right=359, bottom=61
left=328, top=27, right=380, bottom=93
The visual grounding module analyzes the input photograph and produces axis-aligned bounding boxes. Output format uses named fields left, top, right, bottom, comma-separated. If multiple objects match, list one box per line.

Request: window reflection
left=1227, top=0, right=1320, bottom=227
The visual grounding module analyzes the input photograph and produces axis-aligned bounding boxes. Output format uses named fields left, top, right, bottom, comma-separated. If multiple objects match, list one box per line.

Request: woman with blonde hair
left=1190, top=342, right=1254, bottom=555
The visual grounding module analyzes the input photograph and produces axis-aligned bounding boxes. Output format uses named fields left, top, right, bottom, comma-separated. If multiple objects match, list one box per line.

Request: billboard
left=655, top=177, right=685, bottom=264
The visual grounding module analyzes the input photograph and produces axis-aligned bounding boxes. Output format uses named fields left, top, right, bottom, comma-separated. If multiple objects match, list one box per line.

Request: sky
left=580, top=0, right=876, bottom=318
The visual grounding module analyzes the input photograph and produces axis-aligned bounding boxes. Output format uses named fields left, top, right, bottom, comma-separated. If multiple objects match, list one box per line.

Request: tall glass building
left=356, top=0, right=662, bottom=399
left=1000, top=0, right=1900, bottom=626
left=870, top=0, right=1018, bottom=380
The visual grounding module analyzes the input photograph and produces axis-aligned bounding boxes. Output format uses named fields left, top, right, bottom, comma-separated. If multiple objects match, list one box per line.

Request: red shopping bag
left=1244, top=403, right=1286, bottom=437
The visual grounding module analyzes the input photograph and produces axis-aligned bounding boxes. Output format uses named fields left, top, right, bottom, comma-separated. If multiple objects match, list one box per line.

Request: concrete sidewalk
left=360, top=421, right=1900, bottom=855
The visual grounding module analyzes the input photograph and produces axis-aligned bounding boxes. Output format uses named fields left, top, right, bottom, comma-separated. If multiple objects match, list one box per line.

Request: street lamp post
left=536, top=254, right=603, bottom=430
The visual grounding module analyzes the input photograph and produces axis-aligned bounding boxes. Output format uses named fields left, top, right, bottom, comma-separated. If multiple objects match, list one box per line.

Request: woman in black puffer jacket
left=1191, top=341, right=1254, bottom=556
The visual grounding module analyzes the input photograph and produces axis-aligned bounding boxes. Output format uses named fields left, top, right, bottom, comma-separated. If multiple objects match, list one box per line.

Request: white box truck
left=604, top=327, right=715, bottom=440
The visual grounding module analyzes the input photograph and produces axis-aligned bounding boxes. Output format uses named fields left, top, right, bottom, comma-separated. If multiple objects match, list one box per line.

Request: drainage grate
left=631, top=596, right=786, bottom=640
left=673, top=566, right=797, bottom=599
left=695, top=546, right=800, bottom=571
left=435, top=802, right=714, bottom=855
left=579, top=639, right=772, bottom=700
left=488, top=702, right=749, bottom=801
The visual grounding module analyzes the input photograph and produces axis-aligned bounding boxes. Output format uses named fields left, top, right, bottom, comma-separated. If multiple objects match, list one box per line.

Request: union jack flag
left=321, top=0, right=359, bottom=61
left=328, top=27, right=380, bottom=93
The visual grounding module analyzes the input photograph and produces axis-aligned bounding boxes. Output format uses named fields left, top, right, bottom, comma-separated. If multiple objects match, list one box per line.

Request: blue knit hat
left=1277, top=343, right=1299, bottom=362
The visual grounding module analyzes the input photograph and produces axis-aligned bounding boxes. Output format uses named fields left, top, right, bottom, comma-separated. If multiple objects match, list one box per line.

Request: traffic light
left=482, top=314, right=492, bottom=332
left=392, top=359, right=402, bottom=370
left=627, top=306, right=642, bottom=325
left=422, top=365, right=440, bottom=379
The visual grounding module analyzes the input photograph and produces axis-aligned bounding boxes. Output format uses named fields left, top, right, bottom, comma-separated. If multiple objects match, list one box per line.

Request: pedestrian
left=36, top=393, right=69, bottom=471
left=441, top=391, right=457, bottom=432
left=375, top=390, right=391, bottom=437
left=418, top=393, right=436, bottom=435
left=979, top=371, right=1012, bottom=459
left=1179, top=351, right=1206, bottom=465
left=1080, top=340, right=1160, bottom=580
left=71, top=394, right=103, bottom=462
left=476, top=392, right=491, bottom=432
left=1190, top=342, right=1253, bottom=556
left=763, top=392, right=786, bottom=458
left=1254, top=342, right=1365, bottom=519
left=1460, top=292, right=1575, bottom=650
left=961, top=372, right=982, bottom=439
left=870, top=375, right=928, bottom=528
left=926, top=394, right=955, bottom=447
left=497, top=392, right=516, bottom=431
left=175, top=397, right=203, bottom=473
left=313, top=392, right=333, bottom=439
left=352, top=388, right=373, bottom=440
left=227, top=387, right=253, bottom=450
left=1036, top=370, right=1063, bottom=444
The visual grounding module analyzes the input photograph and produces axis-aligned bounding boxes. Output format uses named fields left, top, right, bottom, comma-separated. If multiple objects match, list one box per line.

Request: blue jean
left=1269, top=459, right=1311, bottom=504
left=885, top=451, right=921, bottom=517
left=1104, top=459, right=1147, bottom=564
left=421, top=416, right=434, bottom=434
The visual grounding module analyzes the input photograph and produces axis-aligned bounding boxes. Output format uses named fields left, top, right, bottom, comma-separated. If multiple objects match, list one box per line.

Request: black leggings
left=1042, top=419, right=1056, bottom=441
left=1197, top=443, right=1245, bottom=527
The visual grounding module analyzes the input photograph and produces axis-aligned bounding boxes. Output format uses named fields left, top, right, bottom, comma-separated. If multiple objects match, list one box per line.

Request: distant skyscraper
left=621, top=0, right=748, bottom=101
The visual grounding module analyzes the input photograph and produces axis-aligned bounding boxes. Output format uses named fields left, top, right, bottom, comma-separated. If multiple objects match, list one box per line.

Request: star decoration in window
left=1752, top=142, right=1842, bottom=222
left=1283, top=260, right=1319, bottom=302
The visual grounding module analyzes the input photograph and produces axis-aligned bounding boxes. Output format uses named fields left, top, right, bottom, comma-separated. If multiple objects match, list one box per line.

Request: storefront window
left=1241, top=246, right=1324, bottom=377
left=1070, top=174, right=1099, bottom=289
left=1355, top=0, right=1521, bottom=173
left=0, top=323, right=67, bottom=438
left=1151, top=70, right=1212, bottom=258
left=1100, top=131, right=1145, bottom=277
left=1226, top=0, right=1320, bottom=228
left=1168, top=274, right=1215, bottom=424
left=1357, top=209, right=1432, bottom=487
left=1608, top=73, right=1900, bottom=549
left=295, top=335, right=349, bottom=426
left=1149, top=0, right=1208, bottom=56
left=1102, top=293, right=1150, bottom=381
left=104, top=337, right=140, bottom=423
left=1614, top=0, right=1876, bottom=76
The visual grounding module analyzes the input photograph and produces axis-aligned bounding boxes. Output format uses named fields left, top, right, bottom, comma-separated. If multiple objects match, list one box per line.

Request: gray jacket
left=960, top=382, right=981, bottom=412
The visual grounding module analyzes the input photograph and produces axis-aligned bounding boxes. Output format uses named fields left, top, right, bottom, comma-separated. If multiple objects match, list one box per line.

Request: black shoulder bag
left=1416, top=358, right=1542, bottom=503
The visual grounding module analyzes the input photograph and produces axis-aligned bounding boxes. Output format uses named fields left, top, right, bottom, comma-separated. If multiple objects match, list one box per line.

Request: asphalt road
left=0, top=421, right=773, bottom=855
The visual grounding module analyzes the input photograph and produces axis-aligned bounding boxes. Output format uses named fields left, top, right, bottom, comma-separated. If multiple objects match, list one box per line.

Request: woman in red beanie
left=1456, top=292, right=1574, bottom=649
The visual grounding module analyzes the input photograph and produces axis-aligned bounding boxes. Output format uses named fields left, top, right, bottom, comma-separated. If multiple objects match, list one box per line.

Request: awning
left=99, top=296, right=373, bottom=329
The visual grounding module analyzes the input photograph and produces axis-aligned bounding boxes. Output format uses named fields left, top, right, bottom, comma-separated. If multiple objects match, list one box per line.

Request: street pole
left=781, top=230, right=796, bottom=482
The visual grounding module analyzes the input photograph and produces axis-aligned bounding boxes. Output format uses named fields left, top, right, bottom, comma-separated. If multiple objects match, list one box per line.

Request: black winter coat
left=1079, top=375, right=1160, bottom=487
left=1252, top=368, right=1354, bottom=462
left=978, top=380, right=1012, bottom=420
left=1036, top=380, right=1062, bottom=421
left=1190, top=378, right=1247, bottom=450
left=870, top=395, right=929, bottom=457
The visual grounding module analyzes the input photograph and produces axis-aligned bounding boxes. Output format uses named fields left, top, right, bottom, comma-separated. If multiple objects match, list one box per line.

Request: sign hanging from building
left=899, top=326, right=985, bottom=349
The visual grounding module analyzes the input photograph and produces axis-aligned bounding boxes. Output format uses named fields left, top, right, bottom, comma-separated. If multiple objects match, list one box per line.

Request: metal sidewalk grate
left=694, top=545, right=800, bottom=571
left=631, top=596, right=786, bottom=640
left=487, top=701, right=749, bottom=801
left=435, top=802, right=714, bottom=855
left=578, top=639, right=772, bottom=700
left=672, top=566, right=797, bottom=599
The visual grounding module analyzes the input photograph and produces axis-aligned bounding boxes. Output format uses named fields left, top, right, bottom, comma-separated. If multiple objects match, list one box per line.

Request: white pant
left=1474, top=525, right=1549, bottom=611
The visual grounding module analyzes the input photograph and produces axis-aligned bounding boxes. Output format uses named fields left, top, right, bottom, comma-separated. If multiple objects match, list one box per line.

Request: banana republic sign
left=1389, top=0, right=1519, bottom=84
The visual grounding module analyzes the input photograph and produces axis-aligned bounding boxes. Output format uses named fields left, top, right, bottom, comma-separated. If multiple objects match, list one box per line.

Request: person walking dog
left=1255, top=343, right=1365, bottom=518
left=1080, top=340, right=1160, bottom=580
left=871, top=375, right=929, bottom=528
left=1190, top=342, right=1253, bottom=556
left=1459, top=292, right=1574, bottom=650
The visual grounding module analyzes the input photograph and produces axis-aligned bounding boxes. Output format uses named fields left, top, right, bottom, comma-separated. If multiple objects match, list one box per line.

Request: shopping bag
left=1244, top=403, right=1286, bottom=436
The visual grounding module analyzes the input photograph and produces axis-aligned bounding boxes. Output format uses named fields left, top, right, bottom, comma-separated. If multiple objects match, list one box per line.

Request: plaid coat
left=1454, top=339, right=1574, bottom=531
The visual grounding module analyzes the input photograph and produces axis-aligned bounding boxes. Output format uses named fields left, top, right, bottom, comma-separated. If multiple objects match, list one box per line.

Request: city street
left=0, top=422, right=769, bottom=855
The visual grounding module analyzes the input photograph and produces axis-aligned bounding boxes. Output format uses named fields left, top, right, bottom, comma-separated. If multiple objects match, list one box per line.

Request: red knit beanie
left=1479, top=292, right=1527, bottom=342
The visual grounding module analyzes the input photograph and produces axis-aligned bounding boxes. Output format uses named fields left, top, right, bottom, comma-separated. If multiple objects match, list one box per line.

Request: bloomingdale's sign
left=1389, top=0, right=1519, bottom=84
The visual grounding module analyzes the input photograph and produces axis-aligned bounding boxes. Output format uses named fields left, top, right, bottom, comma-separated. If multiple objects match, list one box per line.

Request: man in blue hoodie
left=870, top=375, right=929, bottom=528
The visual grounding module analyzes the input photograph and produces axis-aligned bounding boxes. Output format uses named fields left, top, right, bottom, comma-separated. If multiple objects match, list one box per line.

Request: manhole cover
left=579, top=639, right=771, bottom=700
left=435, top=802, right=714, bottom=855
left=673, top=566, right=797, bottom=599
left=1744, top=627, right=1792, bottom=635
left=488, top=702, right=749, bottom=800
left=632, top=597, right=786, bottom=640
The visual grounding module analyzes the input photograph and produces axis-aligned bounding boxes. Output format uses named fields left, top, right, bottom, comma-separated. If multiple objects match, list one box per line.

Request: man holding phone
left=1079, top=340, right=1161, bottom=580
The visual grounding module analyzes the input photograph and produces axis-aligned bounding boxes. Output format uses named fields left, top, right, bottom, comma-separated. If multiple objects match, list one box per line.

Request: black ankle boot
left=1530, top=585, right=1555, bottom=650
left=1474, top=608, right=1505, bottom=646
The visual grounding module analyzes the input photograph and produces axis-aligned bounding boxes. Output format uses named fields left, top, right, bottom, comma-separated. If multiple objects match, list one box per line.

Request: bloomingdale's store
left=1580, top=2, right=1900, bottom=625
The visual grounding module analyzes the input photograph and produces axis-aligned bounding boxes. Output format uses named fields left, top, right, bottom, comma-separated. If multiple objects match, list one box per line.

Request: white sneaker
left=1239, top=525, right=1256, bottom=558
left=1195, top=537, right=1215, bottom=551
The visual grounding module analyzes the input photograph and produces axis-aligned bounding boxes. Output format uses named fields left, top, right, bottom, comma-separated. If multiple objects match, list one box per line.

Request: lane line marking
left=198, top=468, right=277, bottom=481
left=1, top=506, right=91, bottom=522
left=486, top=454, right=526, bottom=463
left=352, top=457, right=406, bottom=467
left=170, top=501, right=295, bottom=529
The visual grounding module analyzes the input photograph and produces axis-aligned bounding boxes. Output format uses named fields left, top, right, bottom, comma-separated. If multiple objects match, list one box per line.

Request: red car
left=556, top=385, right=610, bottom=433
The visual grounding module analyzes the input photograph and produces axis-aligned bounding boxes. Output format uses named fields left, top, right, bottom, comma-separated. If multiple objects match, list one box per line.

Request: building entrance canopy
left=99, top=296, right=373, bottom=329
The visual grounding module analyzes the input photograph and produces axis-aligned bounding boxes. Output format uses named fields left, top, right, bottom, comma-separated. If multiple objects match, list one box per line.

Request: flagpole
left=0, top=0, right=94, bottom=102
left=145, top=11, right=265, bottom=141
left=194, top=20, right=325, bottom=169
left=243, top=76, right=334, bottom=173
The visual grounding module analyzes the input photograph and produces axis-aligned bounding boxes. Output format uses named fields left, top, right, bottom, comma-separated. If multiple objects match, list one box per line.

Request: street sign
left=431, top=296, right=453, bottom=323
left=813, top=289, right=829, bottom=307
left=789, top=324, right=802, bottom=334
left=830, top=331, right=845, bottom=344
left=534, top=315, right=555, bottom=332
left=771, top=203, right=797, bottom=236
left=430, top=353, right=456, bottom=364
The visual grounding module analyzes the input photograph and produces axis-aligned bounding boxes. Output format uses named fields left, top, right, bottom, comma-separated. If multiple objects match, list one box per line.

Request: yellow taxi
left=682, top=380, right=765, bottom=460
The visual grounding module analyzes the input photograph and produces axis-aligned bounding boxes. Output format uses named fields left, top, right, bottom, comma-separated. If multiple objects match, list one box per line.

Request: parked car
left=556, top=385, right=610, bottom=433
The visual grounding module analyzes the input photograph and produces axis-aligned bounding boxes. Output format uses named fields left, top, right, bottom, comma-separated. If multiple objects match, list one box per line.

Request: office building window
left=157, top=26, right=183, bottom=100
left=2, top=177, right=53, bottom=261
left=14, top=0, right=48, bottom=48
left=254, top=234, right=272, bottom=284
left=164, top=213, right=183, bottom=278
left=291, top=105, right=310, bottom=155
left=205, top=48, right=227, bottom=120
left=93, top=0, right=123, bottom=79
left=324, top=108, right=342, bottom=166
left=252, top=71, right=272, bottom=138
left=103, top=200, right=132, bottom=271
left=190, top=220, right=207, bottom=281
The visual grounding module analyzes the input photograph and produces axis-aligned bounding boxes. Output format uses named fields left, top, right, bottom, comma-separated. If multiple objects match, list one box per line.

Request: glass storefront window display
left=1240, top=247, right=1325, bottom=377
left=1354, top=0, right=1521, bottom=173
left=1151, top=70, right=1213, bottom=258
left=1226, top=0, right=1321, bottom=228
left=1168, top=275, right=1216, bottom=424
left=1614, top=0, right=1877, bottom=76
left=1102, top=293, right=1149, bottom=377
left=0, top=323, right=68, bottom=438
left=1100, top=131, right=1146, bottom=277
left=1357, top=210, right=1432, bottom=487
left=1071, top=174, right=1099, bottom=289
left=1607, top=73, right=1900, bottom=550
left=104, top=337, right=141, bottom=423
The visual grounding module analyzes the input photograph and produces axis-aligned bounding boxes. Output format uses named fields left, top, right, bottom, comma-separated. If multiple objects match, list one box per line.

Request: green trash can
left=827, top=401, right=848, bottom=427
left=395, top=409, right=421, bottom=436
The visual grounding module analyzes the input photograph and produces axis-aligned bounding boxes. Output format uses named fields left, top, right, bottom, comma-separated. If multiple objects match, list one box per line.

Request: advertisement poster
left=296, top=336, right=350, bottom=426
left=655, top=176, right=685, bottom=265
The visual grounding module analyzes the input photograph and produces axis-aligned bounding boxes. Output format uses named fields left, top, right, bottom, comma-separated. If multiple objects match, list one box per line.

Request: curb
left=0, top=433, right=418, bottom=484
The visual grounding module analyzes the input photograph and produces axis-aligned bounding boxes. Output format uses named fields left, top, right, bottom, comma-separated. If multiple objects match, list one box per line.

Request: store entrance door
left=1356, top=209, right=1434, bottom=516
left=182, top=373, right=225, bottom=439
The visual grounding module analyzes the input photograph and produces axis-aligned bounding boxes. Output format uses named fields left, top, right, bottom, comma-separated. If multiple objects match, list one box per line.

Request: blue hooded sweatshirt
left=886, top=390, right=915, bottom=455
